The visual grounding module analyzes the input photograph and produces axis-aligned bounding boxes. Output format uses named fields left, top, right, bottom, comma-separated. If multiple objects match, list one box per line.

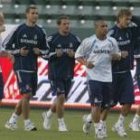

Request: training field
left=0, top=108, right=140, bottom=140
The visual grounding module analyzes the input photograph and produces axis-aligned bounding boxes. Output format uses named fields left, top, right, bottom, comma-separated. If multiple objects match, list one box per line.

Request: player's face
left=119, top=15, right=132, bottom=28
left=58, top=19, right=70, bottom=34
left=26, top=9, right=39, bottom=24
left=96, top=21, right=108, bottom=37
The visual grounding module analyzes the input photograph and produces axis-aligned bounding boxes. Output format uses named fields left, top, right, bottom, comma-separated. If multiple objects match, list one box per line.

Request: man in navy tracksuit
left=129, top=35, right=140, bottom=131
left=3, top=5, right=49, bottom=131
left=108, top=9, right=140, bottom=137
left=42, top=15, right=80, bottom=131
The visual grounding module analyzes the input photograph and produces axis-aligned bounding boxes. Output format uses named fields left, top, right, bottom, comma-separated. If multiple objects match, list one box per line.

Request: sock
left=9, top=113, right=19, bottom=123
left=117, top=114, right=125, bottom=125
left=100, top=120, right=106, bottom=127
left=46, top=109, right=53, bottom=118
left=87, top=114, right=92, bottom=123
left=58, top=118, right=65, bottom=125
left=132, top=114, right=140, bottom=123
left=24, top=119, right=31, bottom=125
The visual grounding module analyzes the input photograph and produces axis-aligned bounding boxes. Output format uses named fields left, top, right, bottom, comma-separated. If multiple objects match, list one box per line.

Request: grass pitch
left=0, top=108, right=140, bottom=140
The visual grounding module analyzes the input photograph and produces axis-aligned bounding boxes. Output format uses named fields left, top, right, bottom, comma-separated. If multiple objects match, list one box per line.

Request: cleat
left=82, top=115, right=92, bottom=134
left=95, top=128, right=105, bottom=139
left=112, top=123, right=127, bottom=137
left=24, top=122, right=37, bottom=131
left=129, top=121, right=140, bottom=131
left=42, top=112, right=51, bottom=130
left=5, top=121, right=18, bottom=130
left=58, top=122, right=68, bottom=132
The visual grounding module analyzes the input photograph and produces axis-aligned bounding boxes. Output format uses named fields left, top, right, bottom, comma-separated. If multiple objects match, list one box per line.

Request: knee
left=22, top=94, right=31, bottom=100
left=58, top=94, right=65, bottom=103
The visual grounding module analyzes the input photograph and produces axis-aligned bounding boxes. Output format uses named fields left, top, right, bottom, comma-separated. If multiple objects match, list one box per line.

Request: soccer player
left=0, top=12, right=13, bottom=109
left=3, top=5, right=49, bottom=131
left=129, top=37, right=140, bottom=131
left=42, top=15, right=80, bottom=131
left=75, top=19, right=121, bottom=139
left=108, top=9, right=140, bottom=137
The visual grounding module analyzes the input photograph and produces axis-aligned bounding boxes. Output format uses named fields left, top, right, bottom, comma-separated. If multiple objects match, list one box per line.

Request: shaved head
left=94, top=19, right=106, bottom=29
left=94, top=19, right=108, bottom=40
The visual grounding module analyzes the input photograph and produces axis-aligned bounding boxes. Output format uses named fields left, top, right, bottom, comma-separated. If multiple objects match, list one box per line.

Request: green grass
left=0, top=108, right=140, bottom=140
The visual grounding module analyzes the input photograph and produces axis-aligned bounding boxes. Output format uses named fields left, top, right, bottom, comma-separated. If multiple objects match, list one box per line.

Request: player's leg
left=82, top=82, right=93, bottom=134
left=22, top=93, right=30, bottom=120
left=5, top=71, right=22, bottom=130
left=20, top=72, right=37, bottom=131
left=0, top=72, right=3, bottom=108
left=130, top=74, right=140, bottom=131
left=56, top=79, right=72, bottom=131
left=113, top=72, right=134, bottom=136
left=42, top=80, right=57, bottom=130
left=5, top=99, right=22, bottom=130
left=111, top=73, right=125, bottom=136
left=89, top=80, right=105, bottom=139
left=100, top=82, right=112, bottom=138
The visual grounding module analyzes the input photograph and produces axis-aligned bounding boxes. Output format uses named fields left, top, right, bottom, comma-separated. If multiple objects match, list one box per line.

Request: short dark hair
left=117, top=8, right=132, bottom=23
left=25, top=5, right=37, bottom=13
left=94, top=18, right=105, bottom=29
left=57, top=15, right=69, bottom=25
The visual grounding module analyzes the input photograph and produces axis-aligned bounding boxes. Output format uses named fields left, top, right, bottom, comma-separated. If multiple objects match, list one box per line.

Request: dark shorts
left=88, top=80, right=111, bottom=108
left=111, top=71, right=134, bottom=105
left=50, top=78, right=72, bottom=98
left=15, top=71, right=38, bottom=96
left=0, top=72, right=4, bottom=99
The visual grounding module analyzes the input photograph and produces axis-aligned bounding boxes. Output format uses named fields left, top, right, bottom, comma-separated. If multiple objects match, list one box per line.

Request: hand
left=67, top=49, right=75, bottom=57
left=56, top=49, right=63, bottom=57
left=85, top=61, right=94, bottom=69
left=33, top=47, right=40, bottom=55
left=0, top=25, right=5, bottom=33
left=121, top=51, right=128, bottom=58
left=111, top=54, right=121, bottom=60
left=20, top=46, right=29, bottom=56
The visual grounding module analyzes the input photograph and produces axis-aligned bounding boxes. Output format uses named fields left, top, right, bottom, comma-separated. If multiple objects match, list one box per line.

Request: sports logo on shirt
left=22, top=34, right=27, bottom=38
left=126, top=33, right=129, bottom=38
left=57, top=44, right=62, bottom=48
left=69, top=43, right=73, bottom=48
left=119, top=36, right=122, bottom=40
left=94, top=97, right=99, bottom=103
left=95, top=45, right=98, bottom=49
left=34, top=35, right=38, bottom=40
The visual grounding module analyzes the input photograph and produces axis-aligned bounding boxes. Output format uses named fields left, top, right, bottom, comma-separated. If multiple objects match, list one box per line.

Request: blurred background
left=1, top=0, right=140, bottom=39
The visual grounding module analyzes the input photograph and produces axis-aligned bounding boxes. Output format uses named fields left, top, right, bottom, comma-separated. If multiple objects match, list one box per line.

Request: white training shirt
left=75, top=35, right=120, bottom=82
left=0, top=35, right=3, bottom=72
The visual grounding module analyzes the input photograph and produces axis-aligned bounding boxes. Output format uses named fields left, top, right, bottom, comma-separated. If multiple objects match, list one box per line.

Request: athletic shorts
left=50, top=78, right=72, bottom=98
left=88, top=80, right=111, bottom=108
left=15, top=71, right=37, bottom=96
left=0, top=72, right=4, bottom=99
left=111, top=71, right=134, bottom=105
